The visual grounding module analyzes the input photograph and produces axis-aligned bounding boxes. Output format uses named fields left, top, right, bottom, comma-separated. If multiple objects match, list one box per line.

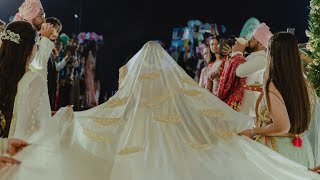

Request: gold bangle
left=250, top=128, right=257, bottom=138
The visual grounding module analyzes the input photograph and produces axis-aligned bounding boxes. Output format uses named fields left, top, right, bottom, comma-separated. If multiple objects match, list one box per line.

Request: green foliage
left=307, top=0, right=320, bottom=96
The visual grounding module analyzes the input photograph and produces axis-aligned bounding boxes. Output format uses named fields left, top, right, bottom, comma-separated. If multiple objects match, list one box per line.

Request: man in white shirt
left=235, top=23, right=273, bottom=117
left=0, top=138, right=29, bottom=169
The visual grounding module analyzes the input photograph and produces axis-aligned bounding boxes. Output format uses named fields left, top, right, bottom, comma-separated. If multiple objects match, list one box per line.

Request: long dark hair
left=207, top=36, right=220, bottom=63
left=0, top=21, right=37, bottom=137
left=266, top=32, right=310, bottom=134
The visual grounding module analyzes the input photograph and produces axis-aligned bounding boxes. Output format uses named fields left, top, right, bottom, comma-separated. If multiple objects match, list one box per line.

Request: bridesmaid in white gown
left=0, top=21, right=51, bottom=139
left=0, top=21, right=49, bottom=169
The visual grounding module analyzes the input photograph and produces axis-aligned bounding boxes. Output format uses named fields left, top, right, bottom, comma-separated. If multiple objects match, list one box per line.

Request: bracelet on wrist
left=250, top=128, right=257, bottom=138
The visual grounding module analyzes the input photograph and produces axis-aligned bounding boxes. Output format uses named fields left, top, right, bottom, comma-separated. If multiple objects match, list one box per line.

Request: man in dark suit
left=46, top=17, right=68, bottom=110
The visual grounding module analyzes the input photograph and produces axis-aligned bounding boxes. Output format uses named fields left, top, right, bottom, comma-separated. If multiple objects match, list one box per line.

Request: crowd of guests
left=49, top=30, right=103, bottom=112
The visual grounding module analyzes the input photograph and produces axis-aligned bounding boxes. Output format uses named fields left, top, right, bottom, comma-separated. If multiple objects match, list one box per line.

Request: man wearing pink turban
left=234, top=23, right=273, bottom=118
left=14, top=0, right=54, bottom=74
left=14, top=0, right=56, bottom=100
left=13, top=0, right=45, bottom=31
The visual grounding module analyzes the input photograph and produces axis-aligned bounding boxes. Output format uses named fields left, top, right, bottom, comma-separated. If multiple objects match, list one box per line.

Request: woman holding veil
left=0, top=32, right=319, bottom=179
left=240, top=32, right=320, bottom=168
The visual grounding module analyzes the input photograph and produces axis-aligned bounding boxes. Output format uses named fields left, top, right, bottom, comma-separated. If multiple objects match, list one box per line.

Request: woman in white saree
left=1, top=39, right=319, bottom=179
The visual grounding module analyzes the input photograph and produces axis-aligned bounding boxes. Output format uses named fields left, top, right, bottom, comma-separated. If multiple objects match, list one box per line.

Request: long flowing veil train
left=0, top=41, right=319, bottom=180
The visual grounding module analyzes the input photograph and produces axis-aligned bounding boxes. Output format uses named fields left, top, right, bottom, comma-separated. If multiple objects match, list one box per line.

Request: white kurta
left=29, top=37, right=54, bottom=78
left=236, top=50, right=268, bottom=117
left=9, top=71, right=51, bottom=139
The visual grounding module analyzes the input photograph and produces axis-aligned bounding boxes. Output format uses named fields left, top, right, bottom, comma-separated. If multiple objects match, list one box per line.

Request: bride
left=0, top=27, right=319, bottom=178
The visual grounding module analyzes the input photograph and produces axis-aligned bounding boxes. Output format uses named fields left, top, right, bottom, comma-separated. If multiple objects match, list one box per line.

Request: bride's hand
left=238, top=129, right=253, bottom=139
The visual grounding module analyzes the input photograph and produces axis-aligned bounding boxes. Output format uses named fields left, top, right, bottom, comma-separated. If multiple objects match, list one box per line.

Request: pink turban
left=252, top=23, right=273, bottom=48
left=13, top=0, right=44, bottom=22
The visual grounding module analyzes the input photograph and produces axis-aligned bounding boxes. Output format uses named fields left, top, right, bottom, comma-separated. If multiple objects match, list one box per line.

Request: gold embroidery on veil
left=89, top=117, right=123, bottom=127
left=188, top=143, right=212, bottom=151
left=138, top=71, right=161, bottom=82
left=105, top=97, right=129, bottom=108
left=200, top=109, right=224, bottom=118
left=153, top=114, right=182, bottom=124
left=0, top=111, right=6, bottom=134
left=83, top=128, right=110, bottom=143
left=118, top=147, right=144, bottom=155
left=180, top=76, right=198, bottom=86
left=118, top=65, right=128, bottom=88
left=210, top=129, right=235, bottom=140
left=177, top=88, right=203, bottom=97
left=143, top=95, right=171, bottom=108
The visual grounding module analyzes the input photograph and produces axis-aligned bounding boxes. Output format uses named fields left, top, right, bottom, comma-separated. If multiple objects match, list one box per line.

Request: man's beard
left=32, top=20, right=44, bottom=31
left=34, top=23, right=42, bottom=31
left=245, top=47, right=254, bottom=55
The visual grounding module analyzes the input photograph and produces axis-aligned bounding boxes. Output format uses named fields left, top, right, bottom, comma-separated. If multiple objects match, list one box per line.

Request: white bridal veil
left=0, top=41, right=319, bottom=180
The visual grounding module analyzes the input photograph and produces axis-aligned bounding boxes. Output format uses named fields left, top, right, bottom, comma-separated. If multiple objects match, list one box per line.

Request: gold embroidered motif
left=154, top=114, right=182, bottom=124
left=118, top=65, right=128, bottom=87
left=90, top=117, right=123, bottom=127
left=259, top=105, right=272, bottom=124
left=138, top=71, right=161, bottom=82
left=189, top=143, right=212, bottom=151
left=270, top=137, right=278, bottom=152
left=105, top=97, right=129, bottom=108
left=200, top=109, right=224, bottom=118
left=180, top=76, right=198, bottom=86
left=143, top=95, right=171, bottom=108
left=83, top=128, right=110, bottom=143
left=230, top=102, right=241, bottom=111
left=178, top=88, right=203, bottom=97
left=0, top=111, right=6, bottom=132
left=118, top=147, right=144, bottom=155
left=210, top=129, right=235, bottom=140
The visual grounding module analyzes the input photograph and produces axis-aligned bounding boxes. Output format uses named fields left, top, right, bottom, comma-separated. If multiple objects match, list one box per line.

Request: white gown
left=8, top=71, right=51, bottom=139
left=1, top=41, right=319, bottom=180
